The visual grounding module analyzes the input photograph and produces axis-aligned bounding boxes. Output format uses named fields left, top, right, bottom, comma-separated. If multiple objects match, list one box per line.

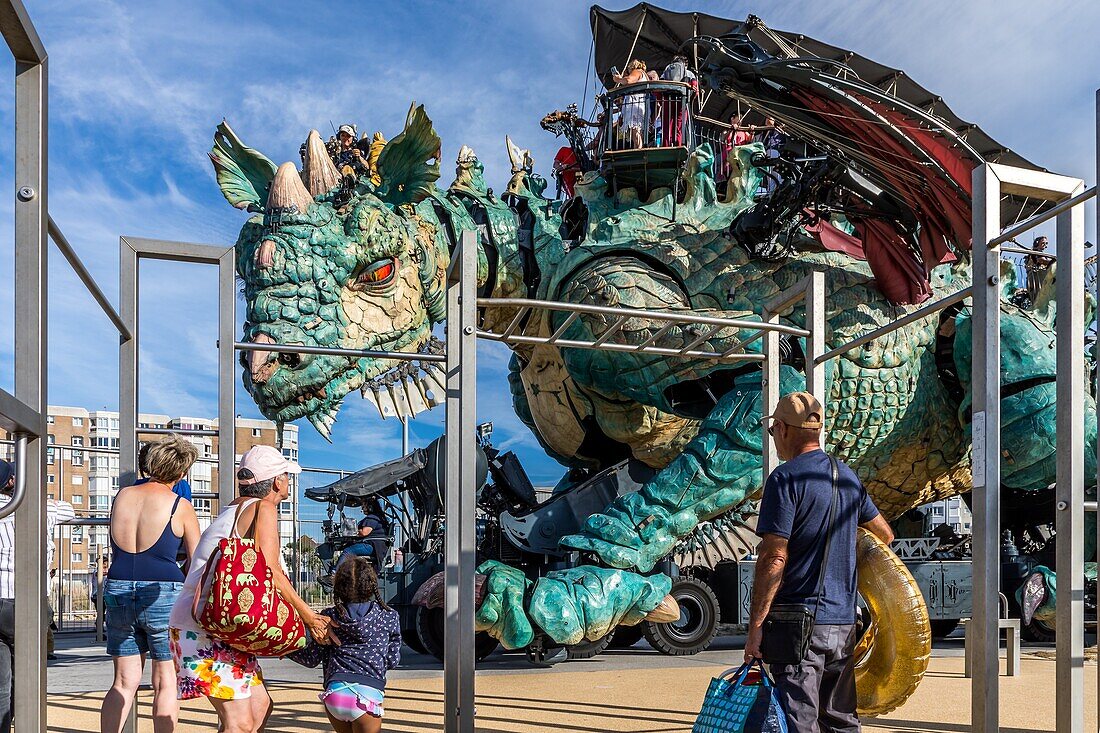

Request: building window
left=252, top=428, right=262, bottom=438
left=46, top=449, right=54, bottom=466
left=72, top=553, right=83, bottom=563
left=71, top=494, right=83, bottom=506
left=73, top=417, right=83, bottom=427
left=71, top=451, right=83, bottom=467
left=72, top=437, right=84, bottom=447
left=111, top=477, right=120, bottom=490
left=46, top=415, right=54, bottom=425
left=72, top=475, right=83, bottom=485
left=90, top=496, right=109, bottom=512
left=279, top=501, right=292, bottom=517
left=111, top=418, right=119, bottom=430
left=47, top=434, right=55, bottom=444
left=71, top=525, right=83, bottom=542
left=192, top=498, right=211, bottom=515
left=47, top=474, right=55, bottom=485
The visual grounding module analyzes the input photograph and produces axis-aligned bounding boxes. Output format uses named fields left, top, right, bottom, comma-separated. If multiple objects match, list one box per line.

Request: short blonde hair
left=627, top=59, right=646, bottom=72
left=144, top=434, right=198, bottom=484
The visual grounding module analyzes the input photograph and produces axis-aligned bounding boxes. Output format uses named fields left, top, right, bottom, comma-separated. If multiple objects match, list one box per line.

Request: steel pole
left=218, top=249, right=237, bottom=508
left=1055, top=182, right=1086, bottom=733
left=804, top=271, right=826, bottom=423
left=444, top=230, right=477, bottom=733
left=1095, top=87, right=1100, bottom=730
left=762, top=310, right=780, bottom=481
left=971, top=163, right=1001, bottom=733
left=12, top=52, right=47, bottom=733
left=117, top=237, right=139, bottom=733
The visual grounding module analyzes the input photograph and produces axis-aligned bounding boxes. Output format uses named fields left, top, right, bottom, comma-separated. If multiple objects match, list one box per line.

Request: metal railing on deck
left=599, top=80, right=696, bottom=153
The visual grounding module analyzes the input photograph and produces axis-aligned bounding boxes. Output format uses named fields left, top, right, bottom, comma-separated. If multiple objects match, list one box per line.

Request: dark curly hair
left=332, top=556, right=390, bottom=612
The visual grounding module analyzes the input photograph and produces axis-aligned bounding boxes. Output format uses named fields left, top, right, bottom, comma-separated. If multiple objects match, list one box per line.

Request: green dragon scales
left=211, top=102, right=1095, bottom=713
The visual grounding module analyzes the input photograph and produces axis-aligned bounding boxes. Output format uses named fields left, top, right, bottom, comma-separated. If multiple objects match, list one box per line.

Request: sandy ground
left=43, top=636, right=1092, bottom=733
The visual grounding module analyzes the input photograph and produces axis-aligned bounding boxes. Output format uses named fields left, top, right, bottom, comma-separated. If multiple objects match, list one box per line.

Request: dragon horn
left=300, top=130, right=341, bottom=197
left=267, top=162, right=314, bottom=214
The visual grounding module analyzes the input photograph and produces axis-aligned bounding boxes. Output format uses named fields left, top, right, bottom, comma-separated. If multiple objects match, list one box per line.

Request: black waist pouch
left=761, top=603, right=814, bottom=665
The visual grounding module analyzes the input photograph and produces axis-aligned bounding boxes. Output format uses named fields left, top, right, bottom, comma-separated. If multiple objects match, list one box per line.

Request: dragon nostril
left=278, top=352, right=302, bottom=368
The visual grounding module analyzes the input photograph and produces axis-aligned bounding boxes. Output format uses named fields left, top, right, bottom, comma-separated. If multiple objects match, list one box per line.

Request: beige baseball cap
left=762, top=391, right=823, bottom=429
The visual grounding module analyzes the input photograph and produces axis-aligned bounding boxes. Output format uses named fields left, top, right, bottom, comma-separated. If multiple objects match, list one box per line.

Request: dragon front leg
left=560, top=366, right=805, bottom=571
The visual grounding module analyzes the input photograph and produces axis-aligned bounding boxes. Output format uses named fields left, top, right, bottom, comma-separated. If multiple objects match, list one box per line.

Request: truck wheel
left=566, top=632, right=613, bottom=660
left=642, top=576, right=719, bottom=656
left=929, top=619, right=960, bottom=638
left=607, top=624, right=645, bottom=649
left=415, top=606, right=499, bottom=662
left=403, top=627, right=427, bottom=654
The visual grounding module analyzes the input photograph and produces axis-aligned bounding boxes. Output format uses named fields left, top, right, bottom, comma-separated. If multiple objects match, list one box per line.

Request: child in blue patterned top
left=291, top=557, right=401, bottom=733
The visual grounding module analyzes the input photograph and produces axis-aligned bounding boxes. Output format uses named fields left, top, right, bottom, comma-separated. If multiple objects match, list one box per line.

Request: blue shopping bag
left=692, top=660, right=788, bottom=733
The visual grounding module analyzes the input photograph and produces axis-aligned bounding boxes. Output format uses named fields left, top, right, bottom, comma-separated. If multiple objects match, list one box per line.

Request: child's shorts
left=319, top=681, right=385, bottom=722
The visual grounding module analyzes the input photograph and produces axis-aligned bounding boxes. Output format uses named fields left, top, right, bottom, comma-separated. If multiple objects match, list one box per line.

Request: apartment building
left=0, top=406, right=299, bottom=596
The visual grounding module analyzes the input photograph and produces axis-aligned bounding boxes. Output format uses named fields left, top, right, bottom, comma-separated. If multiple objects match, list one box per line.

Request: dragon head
left=212, top=105, right=449, bottom=438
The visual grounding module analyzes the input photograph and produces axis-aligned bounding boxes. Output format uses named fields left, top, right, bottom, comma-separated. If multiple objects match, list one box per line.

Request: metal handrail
left=48, top=216, right=132, bottom=340
left=987, top=186, right=1096, bottom=249
left=0, top=433, right=28, bottom=520
left=815, top=287, right=973, bottom=364
left=235, top=341, right=445, bottom=363
left=480, top=297, right=811, bottom=337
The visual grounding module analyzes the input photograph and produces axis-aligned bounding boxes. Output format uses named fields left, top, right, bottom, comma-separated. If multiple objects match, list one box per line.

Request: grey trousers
left=770, top=623, right=859, bottom=733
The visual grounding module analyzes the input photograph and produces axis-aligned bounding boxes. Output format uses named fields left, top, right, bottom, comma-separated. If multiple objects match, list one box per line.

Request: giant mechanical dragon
left=210, top=11, right=1095, bottom=715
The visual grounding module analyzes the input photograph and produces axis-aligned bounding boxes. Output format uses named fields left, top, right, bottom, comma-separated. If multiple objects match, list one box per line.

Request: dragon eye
left=356, top=258, right=397, bottom=287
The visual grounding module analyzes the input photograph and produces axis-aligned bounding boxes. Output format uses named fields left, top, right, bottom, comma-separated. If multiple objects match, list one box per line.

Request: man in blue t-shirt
left=337, top=515, right=388, bottom=571
left=744, top=392, right=894, bottom=732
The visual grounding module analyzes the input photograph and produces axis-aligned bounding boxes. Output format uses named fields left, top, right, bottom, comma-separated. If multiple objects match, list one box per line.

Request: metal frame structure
left=971, top=154, right=1097, bottom=733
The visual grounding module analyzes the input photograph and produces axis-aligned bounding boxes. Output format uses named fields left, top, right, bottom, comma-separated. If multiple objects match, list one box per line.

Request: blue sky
left=0, top=1, right=1098, bottom=503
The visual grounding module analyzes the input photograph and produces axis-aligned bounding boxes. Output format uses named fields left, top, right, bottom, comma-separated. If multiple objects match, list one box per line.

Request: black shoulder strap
left=812, top=456, right=841, bottom=622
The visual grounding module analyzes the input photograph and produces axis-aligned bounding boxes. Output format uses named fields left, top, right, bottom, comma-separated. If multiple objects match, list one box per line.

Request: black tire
left=642, top=576, right=719, bottom=656
left=607, top=624, right=645, bottom=649
left=1021, top=617, right=1056, bottom=643
left=414, top=606, right=500, bottom=662
left=402, top=627, right=427, bottom=654
left=929, top=619, right=960, bottom=638
left=566, top=632, right=613, bottom=660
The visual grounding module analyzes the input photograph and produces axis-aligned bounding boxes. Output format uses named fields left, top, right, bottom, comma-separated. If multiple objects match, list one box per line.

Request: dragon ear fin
left=376, top=102, right=442, bottom=206
left=209, top=120, right=278, bottom=212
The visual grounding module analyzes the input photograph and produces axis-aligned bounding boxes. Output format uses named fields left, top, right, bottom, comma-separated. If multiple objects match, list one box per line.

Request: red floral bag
left=192, top=500, right=306, bottom=657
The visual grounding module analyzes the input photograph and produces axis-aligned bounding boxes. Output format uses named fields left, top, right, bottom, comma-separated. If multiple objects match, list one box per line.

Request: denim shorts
left=103, top=579, right=182, bottom=661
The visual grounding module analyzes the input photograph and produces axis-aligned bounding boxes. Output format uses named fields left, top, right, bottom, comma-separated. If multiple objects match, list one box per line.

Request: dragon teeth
left=402, top=377, right=429, bottom=416
left=421, top=365, right=447, bottom=406
left=387, top=382, right=411, bottom=419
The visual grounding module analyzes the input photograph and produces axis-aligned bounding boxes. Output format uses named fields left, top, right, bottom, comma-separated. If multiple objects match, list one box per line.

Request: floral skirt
left=170, top=627, right=264, bottom=700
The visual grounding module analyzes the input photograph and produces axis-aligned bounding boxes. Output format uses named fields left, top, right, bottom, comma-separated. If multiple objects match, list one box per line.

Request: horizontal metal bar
left=48, top=217, right=132, bottom=340
left=0, top=434, right=28, bottom=520
left=138, top=427, right=218, bottom=437
left=1002, top=246, right=1057, bottom=260
left=1, top=439, right=223, bottom=466
left=479, top=330, right=766, bottom=362
left=0, top=386, right=43, bottom=436
left=63, top=516, right=110, bottom=527
left=121, top=235, right=232, bottom=265
left=234, top=341, right=444, bottom=363
left=480, top=297, right=810, bottom=337
left=987, top=186, right=1096, bottom=249
left=299, top=466, right=352, bottom=476
left=1086, top=501, right=1097, bottom=513
left=816, top=287, right=973, bottom=364
left=548, top=311, right=581, bottom=344
left=0, top=0, right=45, bottom=63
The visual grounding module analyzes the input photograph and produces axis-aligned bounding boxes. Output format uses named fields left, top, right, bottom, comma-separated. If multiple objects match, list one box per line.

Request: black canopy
left=590, top=3, right=1047, bottom=228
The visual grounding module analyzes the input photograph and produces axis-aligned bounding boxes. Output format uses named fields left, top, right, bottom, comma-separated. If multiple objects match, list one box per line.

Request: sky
left=0, top=0, right=1098, bottom=509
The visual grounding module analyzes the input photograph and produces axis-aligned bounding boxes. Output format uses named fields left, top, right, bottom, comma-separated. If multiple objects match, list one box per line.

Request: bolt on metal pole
left=971, top=163, right=1001, bottom=733
left=444, top=230, right=477, bottom=733
left=1055, top=181, right=1086, bottom=733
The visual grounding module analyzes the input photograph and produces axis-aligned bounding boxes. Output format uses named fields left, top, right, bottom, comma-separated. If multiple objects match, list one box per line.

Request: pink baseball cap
left=236, top=445, right=301, bottom=485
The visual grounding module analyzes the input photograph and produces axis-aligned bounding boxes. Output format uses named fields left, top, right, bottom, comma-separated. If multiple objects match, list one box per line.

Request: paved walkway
left=45, top=633, right=1091, bottom=731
